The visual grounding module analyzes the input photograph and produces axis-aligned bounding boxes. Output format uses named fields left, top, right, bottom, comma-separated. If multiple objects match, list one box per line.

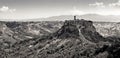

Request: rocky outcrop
left=54, top=19, right=105, bottom=43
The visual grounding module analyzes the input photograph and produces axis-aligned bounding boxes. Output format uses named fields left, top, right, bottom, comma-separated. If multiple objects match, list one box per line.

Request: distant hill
left=1, top=14, right=120, bottom=22
left=30, top=14, right=120, bottom=22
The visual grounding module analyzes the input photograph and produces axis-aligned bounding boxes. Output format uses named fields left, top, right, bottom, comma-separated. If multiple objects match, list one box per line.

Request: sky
left=0, top=0, right=120, bottom=20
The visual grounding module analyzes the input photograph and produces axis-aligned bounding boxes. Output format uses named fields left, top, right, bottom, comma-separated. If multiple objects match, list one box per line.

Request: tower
left=74, top=16, right=76, bottom=20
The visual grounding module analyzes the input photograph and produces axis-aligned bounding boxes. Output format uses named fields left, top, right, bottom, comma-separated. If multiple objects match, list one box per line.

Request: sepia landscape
left=1, top=0, right=120, bottom=58
left=0, top=16, right=120, bottom=58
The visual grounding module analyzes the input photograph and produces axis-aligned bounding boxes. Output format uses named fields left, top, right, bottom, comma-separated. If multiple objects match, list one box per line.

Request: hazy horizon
left=1, top=0, right=120, bottom=21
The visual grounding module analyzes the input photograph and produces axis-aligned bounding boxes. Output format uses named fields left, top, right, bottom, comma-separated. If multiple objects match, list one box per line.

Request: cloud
left=0, top=6, right=16, bottom=13
left=70, top=7, right=86, bottom=15
left=89, top=0, right=120, bottom=8
left=89, top=2, right=105, bottom=8
left=109, top=0, right=120, bottom=7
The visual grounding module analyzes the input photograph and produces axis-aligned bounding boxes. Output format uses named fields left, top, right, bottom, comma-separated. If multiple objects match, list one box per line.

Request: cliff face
left=54, top=19, right=105, bottom=43
left=32, top=19, right=110, bottom=58
left=94, top=22, right=120, bottom=37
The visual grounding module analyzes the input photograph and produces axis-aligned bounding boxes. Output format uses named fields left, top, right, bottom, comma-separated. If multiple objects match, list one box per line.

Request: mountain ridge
left=29, top=14, right=120, bottom=22
left=1, top=14, right=120, bottom=22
